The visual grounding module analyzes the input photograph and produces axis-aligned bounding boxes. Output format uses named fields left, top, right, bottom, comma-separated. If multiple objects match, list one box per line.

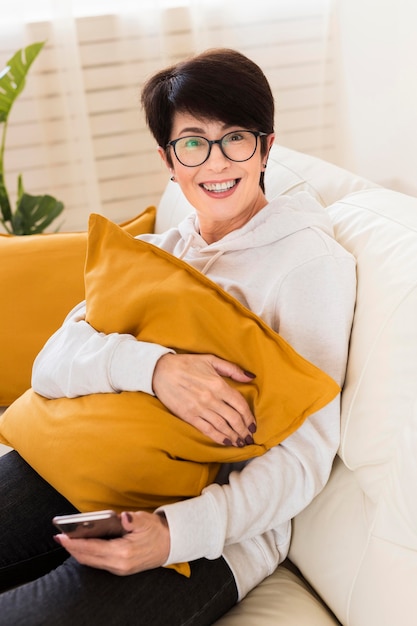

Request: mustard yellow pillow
left=0, top=214, right=339, bottom=514
left=0, top=207, right=156, bottom=405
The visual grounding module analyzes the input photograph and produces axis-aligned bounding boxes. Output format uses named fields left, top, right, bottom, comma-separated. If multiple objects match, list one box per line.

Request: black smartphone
left=52, top=509, right=125, bottom=539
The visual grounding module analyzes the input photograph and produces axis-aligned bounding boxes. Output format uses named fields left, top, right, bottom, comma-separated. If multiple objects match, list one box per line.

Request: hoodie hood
left=175, top=192, right=334, bottom=274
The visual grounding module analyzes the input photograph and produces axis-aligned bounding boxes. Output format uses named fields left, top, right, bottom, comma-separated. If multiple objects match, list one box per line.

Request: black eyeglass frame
left=166, top=130, right=268, bottom=167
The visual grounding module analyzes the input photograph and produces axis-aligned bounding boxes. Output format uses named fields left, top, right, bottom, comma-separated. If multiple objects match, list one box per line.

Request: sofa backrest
left=290, top=187, right=417, bottom=626
left=330, top=188, right=417, bottom=493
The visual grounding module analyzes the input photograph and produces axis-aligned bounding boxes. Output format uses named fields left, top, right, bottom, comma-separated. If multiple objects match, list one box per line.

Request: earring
left=262, top=163, right=267, bottom=170
left=170, top=175, right=176, bottom=182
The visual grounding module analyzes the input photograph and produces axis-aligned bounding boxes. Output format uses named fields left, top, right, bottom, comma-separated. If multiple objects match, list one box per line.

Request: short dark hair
left=141, top=48, right=275, bottom=186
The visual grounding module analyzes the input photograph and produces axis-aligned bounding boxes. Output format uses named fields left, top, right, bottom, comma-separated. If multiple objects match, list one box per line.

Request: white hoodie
left=32, top=192, right=356, bottom=599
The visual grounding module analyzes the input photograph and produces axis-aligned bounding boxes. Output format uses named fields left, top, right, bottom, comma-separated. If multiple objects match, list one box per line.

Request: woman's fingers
left=152, top=353, right=257, bottom=446
left=188, top=392, right=256, bottom=447
left=194, top=413, right=254, bottom=447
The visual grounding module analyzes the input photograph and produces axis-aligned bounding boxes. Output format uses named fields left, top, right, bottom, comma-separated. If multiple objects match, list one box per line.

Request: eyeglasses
left=167, top=130, right=268, bottom=167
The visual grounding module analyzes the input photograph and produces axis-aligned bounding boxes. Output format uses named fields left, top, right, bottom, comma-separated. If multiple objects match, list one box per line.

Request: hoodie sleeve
left=31, top=229, right=187, bottom=400
left=31, top=301, right=174, bottom=399
left=157, top=250, right=356, bottom=571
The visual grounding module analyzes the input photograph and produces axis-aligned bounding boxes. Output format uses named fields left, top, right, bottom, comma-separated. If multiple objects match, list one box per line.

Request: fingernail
left=237, top=438, right=245, bottom=448
left=223, top=438, right=233, bottom=447
left=53, top=535, right=62, bottom=545
left=244, top=370, right=256, bottom=379
left=248, top=422, right=257, bottom=433
left=245, top=434, right=254, bottom=445
left=125, top=512, right=133, bottom=523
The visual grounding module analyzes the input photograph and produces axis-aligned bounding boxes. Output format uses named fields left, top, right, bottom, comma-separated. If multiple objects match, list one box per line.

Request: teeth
left=203, top=180, right=237, bottom=192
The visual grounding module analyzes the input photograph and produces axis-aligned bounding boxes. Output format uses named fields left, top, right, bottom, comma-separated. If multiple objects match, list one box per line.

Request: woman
left=0, top=48, right=356, bottom=624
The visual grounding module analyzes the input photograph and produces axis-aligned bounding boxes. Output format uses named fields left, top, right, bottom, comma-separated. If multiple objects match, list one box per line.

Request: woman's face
left=158, top=112, right=275, bottom=243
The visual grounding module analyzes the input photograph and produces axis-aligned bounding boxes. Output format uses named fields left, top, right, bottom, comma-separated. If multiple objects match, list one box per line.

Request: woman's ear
left=266, top=133, right=275, bottom=153
left=261, top=133, right=275, bottom=166
left=158, top=146, right=175, bottom=180
left=157, top=145, right=169, bottom=168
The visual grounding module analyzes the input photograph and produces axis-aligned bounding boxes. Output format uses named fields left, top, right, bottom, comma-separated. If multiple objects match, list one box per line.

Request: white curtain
left=0, top=0, right=334, bottom=232
left=332, top=0, right=417, bottom=196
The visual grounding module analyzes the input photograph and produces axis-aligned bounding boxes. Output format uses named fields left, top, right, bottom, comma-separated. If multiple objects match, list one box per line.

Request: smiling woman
left=0, top=46, right=356, bottom=625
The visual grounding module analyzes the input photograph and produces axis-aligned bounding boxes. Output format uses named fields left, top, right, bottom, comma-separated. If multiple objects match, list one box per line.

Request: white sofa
left=2, top=144, right=416, bottom=624
left=156, top=144, right=417, bottom=626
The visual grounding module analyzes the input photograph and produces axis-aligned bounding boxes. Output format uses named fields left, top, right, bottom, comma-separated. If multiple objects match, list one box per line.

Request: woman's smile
left=200, top=178, right=240, bottom=197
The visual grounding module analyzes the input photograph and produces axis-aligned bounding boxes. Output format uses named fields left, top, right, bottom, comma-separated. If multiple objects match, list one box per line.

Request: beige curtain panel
left=0, top=0, right=335, bottom=231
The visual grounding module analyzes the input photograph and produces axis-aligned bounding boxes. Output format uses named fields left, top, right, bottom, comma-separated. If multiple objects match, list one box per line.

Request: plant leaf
left=17, top=173, right=25, bottom=203
left=12, top=192, right=64, bottom=235
left=0, top=42, right=45, bottom=123
left=0, top=171, right=11, bottom=222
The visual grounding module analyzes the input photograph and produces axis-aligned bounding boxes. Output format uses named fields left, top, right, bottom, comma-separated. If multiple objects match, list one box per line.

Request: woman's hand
left=55, top=511, right=170, bottom=575
left=152, top=353, right=257, bottom=447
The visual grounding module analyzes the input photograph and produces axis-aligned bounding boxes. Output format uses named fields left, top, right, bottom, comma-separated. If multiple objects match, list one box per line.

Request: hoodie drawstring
left=201, top=250, right=224, bottom=274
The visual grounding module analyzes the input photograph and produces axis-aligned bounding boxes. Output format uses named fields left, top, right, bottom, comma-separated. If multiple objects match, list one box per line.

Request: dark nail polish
left=248, top=422, right=257, bottom=434
left=244, top=370, right=256, bottom=379
left=223, top=438, right=233, bottom=447
left=237, top=438, right=245, bottom=448
left=245, top=434, right=254, bottom=445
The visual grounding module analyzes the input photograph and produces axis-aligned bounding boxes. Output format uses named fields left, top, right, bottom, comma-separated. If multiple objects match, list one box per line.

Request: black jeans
left=0, top=451, right=238, bottom=625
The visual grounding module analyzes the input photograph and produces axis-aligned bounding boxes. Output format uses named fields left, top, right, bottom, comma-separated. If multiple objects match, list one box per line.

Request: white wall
left=333, top=0, right=417, bottom=195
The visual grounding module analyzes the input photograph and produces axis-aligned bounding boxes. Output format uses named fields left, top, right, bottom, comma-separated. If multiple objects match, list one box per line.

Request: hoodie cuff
left=109, top=338, right=174, bottom=395
left=157, top=489, right=225, bottom=565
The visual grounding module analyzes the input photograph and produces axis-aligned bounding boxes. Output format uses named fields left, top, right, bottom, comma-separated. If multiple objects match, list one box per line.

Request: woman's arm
left=31, top=301, right=174, bottom=399
left=157, top=253, right=357, bottom=565
left=32, top=300, right=256, bottom=444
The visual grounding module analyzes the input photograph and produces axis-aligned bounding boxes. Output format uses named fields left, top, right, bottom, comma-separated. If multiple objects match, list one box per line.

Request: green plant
left=0, top=41, right=64, bottom=235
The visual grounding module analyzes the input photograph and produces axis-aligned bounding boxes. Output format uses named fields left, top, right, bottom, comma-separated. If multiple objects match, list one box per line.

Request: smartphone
left=52, top=509, right=125, bottom=539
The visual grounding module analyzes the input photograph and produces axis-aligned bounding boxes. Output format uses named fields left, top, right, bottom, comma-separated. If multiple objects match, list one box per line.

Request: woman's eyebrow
left=177, top=123, right=233, bottom=135
left=177, top=127, right=206, bottom=135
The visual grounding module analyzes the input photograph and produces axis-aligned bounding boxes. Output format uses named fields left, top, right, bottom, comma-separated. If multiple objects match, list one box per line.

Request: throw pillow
left=0, top=213, right=340, bottom=515
left=0, top=207, right=156, bottom=405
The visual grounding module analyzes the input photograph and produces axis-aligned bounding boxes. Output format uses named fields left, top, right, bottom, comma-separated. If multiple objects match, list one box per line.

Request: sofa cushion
left=265, top=145, right=375, bottom=207
left=215, top=564, right=340, bottom=625
left=0, top=206, right=156, bottom=406
left=0, top=213, right=339, bottom=515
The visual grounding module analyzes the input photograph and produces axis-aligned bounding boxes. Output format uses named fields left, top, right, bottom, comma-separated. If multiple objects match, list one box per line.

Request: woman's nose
left=206, top=142, right=230, bottom=169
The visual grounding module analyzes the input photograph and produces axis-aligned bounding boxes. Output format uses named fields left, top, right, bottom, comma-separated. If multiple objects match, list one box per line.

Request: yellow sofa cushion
left=0, top=207, right=156, bottom=405
left=0, top=214, right=340, bottom=514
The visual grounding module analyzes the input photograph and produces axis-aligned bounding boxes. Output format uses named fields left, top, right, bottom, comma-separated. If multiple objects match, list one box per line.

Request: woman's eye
left=184, top=138, right=203, bottom=149
left=228, top=133, right=244, bottom=142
